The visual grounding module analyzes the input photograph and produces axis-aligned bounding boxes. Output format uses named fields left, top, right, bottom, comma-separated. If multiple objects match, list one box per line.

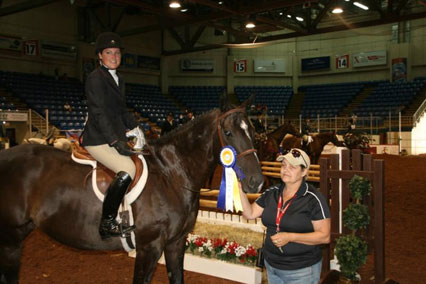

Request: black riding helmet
left=95, top=32, right=123, bottom=54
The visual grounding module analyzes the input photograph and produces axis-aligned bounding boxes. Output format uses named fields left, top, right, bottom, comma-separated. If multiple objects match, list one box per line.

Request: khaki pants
left=85, top=144, right=136, bottom=179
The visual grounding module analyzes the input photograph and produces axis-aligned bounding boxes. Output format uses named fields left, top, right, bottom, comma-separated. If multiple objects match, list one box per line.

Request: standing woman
left=82, top=32, right=146, bottom=239
left=239, top=148, right=330, bottom=284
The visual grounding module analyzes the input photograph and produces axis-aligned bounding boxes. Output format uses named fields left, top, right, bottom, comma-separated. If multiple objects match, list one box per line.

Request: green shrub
left=335, top=175, right=371, bottom=280
left=348, top=175, right=371, bottom=200
left=335, top=235, right=368, bottom=280
left=343, top=203, right=370, bottom=231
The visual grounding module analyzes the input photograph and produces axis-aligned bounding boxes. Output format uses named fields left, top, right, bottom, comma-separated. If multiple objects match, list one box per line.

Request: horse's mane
left=150, top=109, right=218, bottom=147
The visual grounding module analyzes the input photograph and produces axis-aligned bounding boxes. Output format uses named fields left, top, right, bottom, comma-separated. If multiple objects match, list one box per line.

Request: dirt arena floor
left=19, top=154, right=426, bottom=284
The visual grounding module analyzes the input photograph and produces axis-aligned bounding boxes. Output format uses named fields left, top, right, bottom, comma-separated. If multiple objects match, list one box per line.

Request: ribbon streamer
left=217, top=146, right=243, bottom=212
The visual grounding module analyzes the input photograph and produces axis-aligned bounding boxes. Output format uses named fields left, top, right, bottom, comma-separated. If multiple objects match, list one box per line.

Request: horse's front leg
left=133, top=239, right=164, bottom=284
left=164, top=236, right=186, bottom=284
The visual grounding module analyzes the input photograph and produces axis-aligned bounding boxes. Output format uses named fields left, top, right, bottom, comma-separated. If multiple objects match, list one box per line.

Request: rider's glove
left=126, top=126, right=146, bottom=150
left=110, top=140, right=134, bottom=156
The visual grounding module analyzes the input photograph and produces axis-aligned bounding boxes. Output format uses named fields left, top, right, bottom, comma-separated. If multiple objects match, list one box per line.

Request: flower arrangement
left=185, top=233, right=258, bottom=266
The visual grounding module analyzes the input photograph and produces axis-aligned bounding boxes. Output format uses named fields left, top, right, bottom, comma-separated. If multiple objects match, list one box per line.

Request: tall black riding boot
left=99, top=171, right=135, bottom=239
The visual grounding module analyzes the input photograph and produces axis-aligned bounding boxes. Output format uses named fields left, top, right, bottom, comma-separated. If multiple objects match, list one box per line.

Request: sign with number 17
left=234, top=60, right=247, bottom=73
left=23, top=40, right=39, bottom=56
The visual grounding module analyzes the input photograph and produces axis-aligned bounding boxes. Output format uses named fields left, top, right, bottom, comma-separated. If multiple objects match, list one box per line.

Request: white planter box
left=158, top=253, right=262, bottom=284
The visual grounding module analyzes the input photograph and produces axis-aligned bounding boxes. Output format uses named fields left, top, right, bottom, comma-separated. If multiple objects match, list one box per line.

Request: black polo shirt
left=256, top=182, right=330, bottom=270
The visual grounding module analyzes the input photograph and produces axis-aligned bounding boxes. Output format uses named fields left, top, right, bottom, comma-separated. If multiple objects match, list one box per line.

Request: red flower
left=194, top=237, right=207, bottom=247
left=213, top=238, right=227, bottom=248
left=246, top=246, right=257, bottom=257
left=227, top=241, right=239, bottom=254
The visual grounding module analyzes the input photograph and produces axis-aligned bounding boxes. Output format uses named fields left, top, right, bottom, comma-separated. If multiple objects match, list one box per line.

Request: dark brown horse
left=257, top=122, right=298, bottom=161
left=280, top=131, right=342, bottom=164
left=0, top=94, right=264, bottom=284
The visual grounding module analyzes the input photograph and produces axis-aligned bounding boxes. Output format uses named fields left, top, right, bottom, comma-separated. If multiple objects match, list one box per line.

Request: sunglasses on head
left=282, top=149, right=308, bottom=168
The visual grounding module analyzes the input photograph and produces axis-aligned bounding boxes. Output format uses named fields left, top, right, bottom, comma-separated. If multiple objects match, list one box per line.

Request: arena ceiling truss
left=1, top=0, right=426, bottom=55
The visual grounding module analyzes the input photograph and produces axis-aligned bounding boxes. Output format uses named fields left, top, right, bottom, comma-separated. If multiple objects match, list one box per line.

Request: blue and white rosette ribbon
left=217, top=146, right=245, bottom=212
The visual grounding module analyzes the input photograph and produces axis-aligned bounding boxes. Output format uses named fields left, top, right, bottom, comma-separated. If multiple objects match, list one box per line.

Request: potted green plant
left=334, top=175, right=371, bottom=283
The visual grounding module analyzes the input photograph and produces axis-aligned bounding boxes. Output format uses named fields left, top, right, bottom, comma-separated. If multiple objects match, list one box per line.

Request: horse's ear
left=240, top=94, right=255, bottom=109
left=219, top=90, right=232, bottom=112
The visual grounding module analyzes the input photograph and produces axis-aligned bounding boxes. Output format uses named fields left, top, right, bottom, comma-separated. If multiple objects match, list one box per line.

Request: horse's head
left=269, top=122, right=299, bottom=141
left=312, top=131, right=344, bottom=151
left=330, top=131, right=344, bottom=146
left=286, top=123, right=299, bottom=136
left=218, top=92, right=263, bottom=193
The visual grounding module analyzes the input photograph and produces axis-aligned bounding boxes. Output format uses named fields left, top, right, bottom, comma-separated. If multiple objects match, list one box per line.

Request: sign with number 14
left=336, top=54, right=349, bottom=69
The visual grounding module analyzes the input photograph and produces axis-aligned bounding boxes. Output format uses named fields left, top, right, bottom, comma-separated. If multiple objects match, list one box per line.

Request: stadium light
left=353, top=2, right=369, bottom=10
left=332, top=7, right=344, bottom=13
left=169, top=1, right=181, bottom=8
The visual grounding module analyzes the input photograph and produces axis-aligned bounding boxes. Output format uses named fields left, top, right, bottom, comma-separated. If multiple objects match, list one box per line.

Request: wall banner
left=392, top=58, right=407, bottom=82
left=336, top=54, right=349, bottom=69
left=353, top=50, right=387, bottom=67
left=301, top=56, right=330, bottom=71
left=234, top=60, right=247, bottom=72
left=254, top=59, right=285, bottom=73
left=137, top=55, right=160, bottom=71
left=122, top=53, right=137, bottom=68
left=41, top=41, right=77, bottom=60
left=0, top=35, right=22, bottom=53
left=0, top=112, right=28, bottom=121
left=181, top=59, right=214, bottom=72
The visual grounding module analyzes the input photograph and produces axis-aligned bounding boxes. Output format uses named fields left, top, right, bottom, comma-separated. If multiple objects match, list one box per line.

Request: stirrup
left=119, top=223, right=136, bottom=238
left=100, top=220, right=135, bottom=239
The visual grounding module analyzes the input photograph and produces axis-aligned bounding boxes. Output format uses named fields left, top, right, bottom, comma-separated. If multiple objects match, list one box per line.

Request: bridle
left=184, top=108, right=258, bottom=194
left=216, top=108, right=257, bottom=159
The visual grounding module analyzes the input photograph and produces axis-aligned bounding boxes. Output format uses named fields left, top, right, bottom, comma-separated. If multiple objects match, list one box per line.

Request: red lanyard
left=275, top=193, right=296, bottom=232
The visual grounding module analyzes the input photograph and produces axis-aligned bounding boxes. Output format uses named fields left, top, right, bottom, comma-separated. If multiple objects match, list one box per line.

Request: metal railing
left=413, top=98, right=426, bottom=127
left=266, top=112, right=413, bottom=135
left=28, top=109, right=60, bottom=138
left=28, top=109, right=48, bottom=138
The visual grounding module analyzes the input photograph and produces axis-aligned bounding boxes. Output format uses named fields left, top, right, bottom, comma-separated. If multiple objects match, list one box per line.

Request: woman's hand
left=238, top=181, right=264, bottom=220
left=270, top=232, right=292, bottom=248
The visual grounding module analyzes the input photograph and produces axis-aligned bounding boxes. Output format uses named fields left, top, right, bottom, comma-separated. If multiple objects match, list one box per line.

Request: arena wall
left=0, top=1, right=161, bottom=85
left=167, top=18, right=426, bottom=90
left=0, top=1, right=78, bottom=77
left=411, top=110, right=426, bottom=155
left=387, top=131, right=413, bottom=154
left=1, top=3, right=426, bottom=90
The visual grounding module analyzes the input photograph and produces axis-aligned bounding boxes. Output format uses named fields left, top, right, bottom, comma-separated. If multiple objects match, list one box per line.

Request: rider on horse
left=301, top=117, right=313, bottom=148
left=252, top=110, right=266, bottom=135
left=251, top=110, right=267, bottom=149
left=81, top=32, right=146, bottom=239
left=347, top=113, right=358, bottom=133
